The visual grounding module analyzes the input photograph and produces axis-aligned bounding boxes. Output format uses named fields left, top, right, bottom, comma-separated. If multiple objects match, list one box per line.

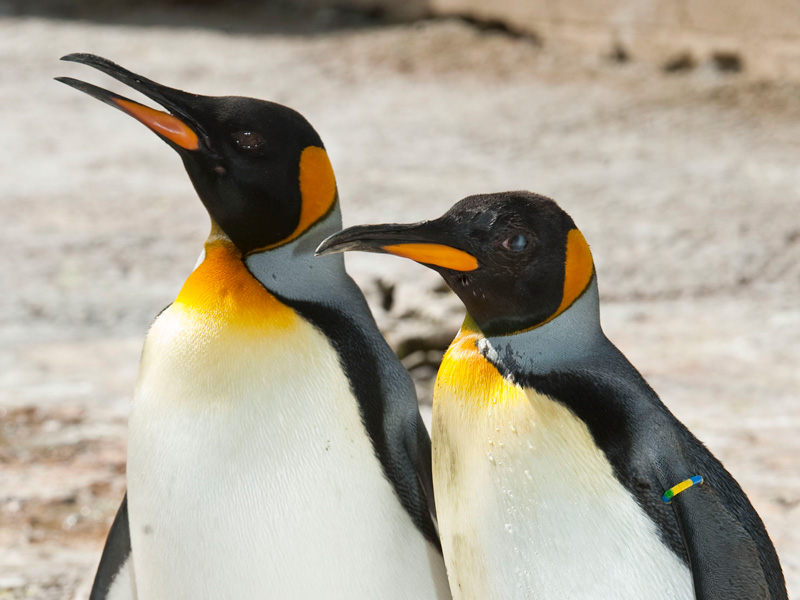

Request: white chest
left=432, top=334, right=692, bottom=600
left=127, top=305, right=448, bottom=600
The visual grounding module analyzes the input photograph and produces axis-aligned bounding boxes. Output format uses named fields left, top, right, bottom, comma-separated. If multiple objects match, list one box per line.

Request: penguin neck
left=244, top=205, right=367, bottom=312
left=471, top=275, right=608, bottom=378
left=173, top=230, right=295, bottom=331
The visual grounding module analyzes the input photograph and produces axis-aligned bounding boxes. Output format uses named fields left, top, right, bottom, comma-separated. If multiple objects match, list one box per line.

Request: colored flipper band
left=662, top=475, right=704, bottom=504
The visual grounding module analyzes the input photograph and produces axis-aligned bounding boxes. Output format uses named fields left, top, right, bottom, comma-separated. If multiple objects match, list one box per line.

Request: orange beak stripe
left=382, top=243, right=478, bottom=271
left=112, top=98, right=199, bottom=150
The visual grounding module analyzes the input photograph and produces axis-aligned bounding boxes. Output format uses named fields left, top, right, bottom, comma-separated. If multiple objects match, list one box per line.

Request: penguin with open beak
left=58, top=54, right=450, bottom=600
left=317, top=190, right=787, bottom=600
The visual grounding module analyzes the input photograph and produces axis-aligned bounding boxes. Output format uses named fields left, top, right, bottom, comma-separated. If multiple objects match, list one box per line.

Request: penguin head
left=317, top=191, right=594, bottom=337
left=57, top=53, right=336, bottom=255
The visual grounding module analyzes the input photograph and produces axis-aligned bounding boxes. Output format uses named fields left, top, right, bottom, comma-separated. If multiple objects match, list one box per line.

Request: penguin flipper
left=656, top=468, right=776, bottom=599
left=90, top=494, right=137, bottom=600
left=403, top=410, right=437, bottom=524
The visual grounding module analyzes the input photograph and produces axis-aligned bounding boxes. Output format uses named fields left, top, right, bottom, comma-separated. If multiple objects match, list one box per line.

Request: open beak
left=316, top=221, right=479, bottom=272
left=56, top=53, right=202, bottom=151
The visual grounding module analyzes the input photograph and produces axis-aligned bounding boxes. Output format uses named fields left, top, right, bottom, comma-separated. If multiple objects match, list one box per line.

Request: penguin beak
left=316, top=222, right=479, bottom=272
left=56, top=53, right=202, bottom=151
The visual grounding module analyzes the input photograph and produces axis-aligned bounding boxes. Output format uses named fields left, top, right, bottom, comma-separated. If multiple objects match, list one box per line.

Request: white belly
left=432, top=332, right=692, bottom=600
left=127, top=304, right=448, bottom=600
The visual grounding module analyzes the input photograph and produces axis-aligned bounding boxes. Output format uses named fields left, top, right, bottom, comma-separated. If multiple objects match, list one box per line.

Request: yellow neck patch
left=174, top=237, right=296, bottom=331
left=248, top=146, right=337, bottom=254
left=436, top=321, right=527, bottom=411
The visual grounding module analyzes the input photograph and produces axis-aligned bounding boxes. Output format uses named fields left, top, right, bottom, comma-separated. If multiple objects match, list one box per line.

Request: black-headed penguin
left=317, top=190, right=787, bottom=600
left=58, top=54, right=450, bottom=600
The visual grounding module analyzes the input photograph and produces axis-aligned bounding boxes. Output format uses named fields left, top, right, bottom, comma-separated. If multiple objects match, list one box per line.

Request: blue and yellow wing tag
left=662, top=475, right=704, bottom=504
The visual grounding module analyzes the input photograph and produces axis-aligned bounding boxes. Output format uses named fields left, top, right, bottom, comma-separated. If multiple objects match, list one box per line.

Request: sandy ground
left=1, top=10, right=799, bottom=598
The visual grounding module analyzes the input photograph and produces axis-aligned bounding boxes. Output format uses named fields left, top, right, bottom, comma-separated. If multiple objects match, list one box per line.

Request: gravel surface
left=1, top=11, right=798, bottom=598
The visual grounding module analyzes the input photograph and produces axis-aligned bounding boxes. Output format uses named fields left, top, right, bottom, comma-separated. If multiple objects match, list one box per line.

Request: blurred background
left=1, top=0, right=799, bottom=597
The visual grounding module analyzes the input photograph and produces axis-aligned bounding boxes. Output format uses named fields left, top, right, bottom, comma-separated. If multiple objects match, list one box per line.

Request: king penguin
left=57, top=54, right=451, bottom=600
left=317, top=190, right=788, bottom=600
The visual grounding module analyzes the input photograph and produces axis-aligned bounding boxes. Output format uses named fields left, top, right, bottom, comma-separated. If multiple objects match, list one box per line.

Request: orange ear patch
left=554, top=228, right=594, bottom=317
left=298, top=146, right=337, bottom=231
left=112, top=98, right=199, bottom=150
left=248, top=146, right=337, bottom=254
left=514, top=227, right=594, bottom=334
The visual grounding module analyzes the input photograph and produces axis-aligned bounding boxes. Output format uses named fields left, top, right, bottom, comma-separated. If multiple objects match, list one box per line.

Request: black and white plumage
left=318, top=190, right=787, bottom=600
left=59, top=53, right=450, bottom=600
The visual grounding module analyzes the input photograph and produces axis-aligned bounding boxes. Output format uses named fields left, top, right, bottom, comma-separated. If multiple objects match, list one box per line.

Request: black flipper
left=90, top=494, right=135, bottom=600
left=654, top=459, right=781, bottom=600
left=492, top=336, right=787, bottom=600
left=274, top=291, right=442, bottom=549
left=404, top=410, right=438, bottom=528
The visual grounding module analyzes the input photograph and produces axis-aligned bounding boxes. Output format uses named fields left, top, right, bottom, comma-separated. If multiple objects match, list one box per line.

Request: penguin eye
left=502, top=234, right=528, bottom=252
left=232, top=131, right=266, bottom=152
